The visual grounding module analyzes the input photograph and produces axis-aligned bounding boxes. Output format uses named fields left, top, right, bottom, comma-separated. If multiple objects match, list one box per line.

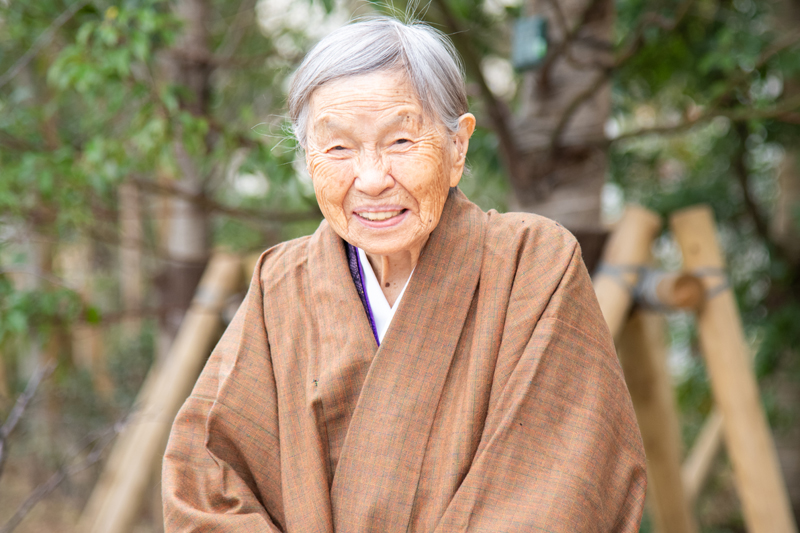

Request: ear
left=449, top=113, right=476, bottom=188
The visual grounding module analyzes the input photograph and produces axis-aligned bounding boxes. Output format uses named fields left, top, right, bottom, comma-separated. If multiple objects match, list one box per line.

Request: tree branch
left=0, top=0, right=93, bottom=89
left=214, top=0, right=258, bottom=62
left=428, top=0, right=521, bottom=182
left=707, top=31, right=800, bottom=111
left=0, top=269, right=78, bottom=291
left=549, top=69, right=610, bottom=152
left=167, top=49, right=275, bottom=69
left=733, top=122, right=770, bottom=240
left=542, top=0, right=569, bottom=36
left=601, top=30, right=800, bottom=145
left=538, top=0, right=605, bottom=88
left=732, top=121, right=793, bottom=265
left=0, top=131, right=43, bottom=152
left=614, top=0, right=697, bottom=67
left=775, top=111, right=800, bottom=124
left=547, top=0, right=698, bottom=149
left=609, top=93, right=800, bottom=143
left=546, top=0, right=696, bottom=152
left=0, top=418, right=124, bottom=533
left=0, top=363, right=56, bottom=480
left=130, top=175, right=322, bottom=223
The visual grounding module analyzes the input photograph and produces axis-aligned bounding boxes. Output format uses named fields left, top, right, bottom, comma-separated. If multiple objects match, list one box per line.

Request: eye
left=394, top=138, right=411, bottom=145
left=327, top=145, right=347, bottom=152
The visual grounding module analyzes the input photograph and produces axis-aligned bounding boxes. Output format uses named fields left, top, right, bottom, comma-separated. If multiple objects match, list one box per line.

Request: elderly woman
left=162, top=17, right=646, bottom=532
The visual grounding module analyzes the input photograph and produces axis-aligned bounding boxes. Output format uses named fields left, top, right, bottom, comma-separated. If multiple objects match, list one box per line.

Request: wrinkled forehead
left=306, top=70, right=438, bottom=134
left=313, top=107, right=426, bottom=135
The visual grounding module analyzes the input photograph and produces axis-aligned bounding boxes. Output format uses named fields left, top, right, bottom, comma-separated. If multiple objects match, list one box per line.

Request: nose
left=353, top=150, right=393, bottom=196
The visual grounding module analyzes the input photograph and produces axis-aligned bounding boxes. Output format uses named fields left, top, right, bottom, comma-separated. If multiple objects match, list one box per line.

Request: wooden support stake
left=680, top=306, right=761, bottom=504
left=594, top=205, right=695, bottom=528
left=655, top=272, right=705, bottom=310
left=77, top=253, right=242, bottom=533
left=682, top=410, right=724, bottom=504
left=593, top=205, right=662, bottom=339
left=619, top=310, right=698, bottom=533
left=671, top=206, right=797, bottom=533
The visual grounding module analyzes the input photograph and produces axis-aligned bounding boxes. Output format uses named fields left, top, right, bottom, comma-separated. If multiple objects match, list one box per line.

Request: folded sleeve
left=435, top=243, right=647, bottom=532
left=162, top=254, right=284, bottom=532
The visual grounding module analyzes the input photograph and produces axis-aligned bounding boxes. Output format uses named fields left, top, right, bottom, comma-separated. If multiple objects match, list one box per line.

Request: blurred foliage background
left=1, top=0, right=799, bottom=531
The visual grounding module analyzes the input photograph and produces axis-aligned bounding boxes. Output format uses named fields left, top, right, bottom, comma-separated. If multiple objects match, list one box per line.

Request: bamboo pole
left=619, top=311, right=699, bottom=533
left=592, top=205, right=662, bottom=339
left=671, top=206, right=797, bottom=533
left=77, top=253, right=241, bottom=533
left=682, top=410, right=724, bottom=503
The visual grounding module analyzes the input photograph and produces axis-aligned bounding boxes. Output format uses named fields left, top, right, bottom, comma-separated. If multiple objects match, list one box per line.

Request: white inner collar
left=357, top=247, right=414, bottom=343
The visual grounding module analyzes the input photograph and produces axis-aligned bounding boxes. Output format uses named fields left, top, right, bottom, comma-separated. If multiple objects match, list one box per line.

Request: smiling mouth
left=355, top=209, right=406, bottom=221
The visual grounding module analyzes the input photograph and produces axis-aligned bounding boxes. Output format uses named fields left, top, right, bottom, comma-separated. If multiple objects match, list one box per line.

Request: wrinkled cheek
left=394, top=150, right=449, bottom=227
left=308, top=157, right=353, bottom=233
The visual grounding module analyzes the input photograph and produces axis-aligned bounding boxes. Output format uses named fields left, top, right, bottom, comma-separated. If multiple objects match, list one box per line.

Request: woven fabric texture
left=162, top=190, right=647, bottom=532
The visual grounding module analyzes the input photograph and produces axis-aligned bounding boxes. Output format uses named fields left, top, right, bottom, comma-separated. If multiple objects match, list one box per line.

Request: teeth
left=357, top=210, right=403, bottom=221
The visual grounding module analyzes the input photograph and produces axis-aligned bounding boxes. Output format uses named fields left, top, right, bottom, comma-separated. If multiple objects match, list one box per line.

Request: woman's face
left=305, top=70, right=475, bottom=258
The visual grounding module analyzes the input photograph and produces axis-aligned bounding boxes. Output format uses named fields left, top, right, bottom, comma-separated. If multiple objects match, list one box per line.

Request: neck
left=364, top=239, right=426, bottom=307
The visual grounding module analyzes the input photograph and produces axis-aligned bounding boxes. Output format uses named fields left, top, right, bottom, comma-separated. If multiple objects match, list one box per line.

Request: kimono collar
left=309, top=188, right=488, bottom=532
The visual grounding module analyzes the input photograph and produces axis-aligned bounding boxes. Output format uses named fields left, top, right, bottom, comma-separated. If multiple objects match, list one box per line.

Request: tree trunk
left=770, top=0, right=800, bottom=522
left=773, top=147, right=800, bottom=264
left=514, top=0, right=614, bottom=270
left=119, top=181, right=144, bottom=337
left=772, top=73, right=800, bottom=533
left=60, top=240, right=113, bottom=397
left=156, top=0, right=212, bottom=360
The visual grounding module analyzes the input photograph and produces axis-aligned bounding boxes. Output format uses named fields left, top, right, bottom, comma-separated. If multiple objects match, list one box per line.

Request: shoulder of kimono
left=250, top=233, right=317, bottom=295
left=483, top=209, right=580, bottom=268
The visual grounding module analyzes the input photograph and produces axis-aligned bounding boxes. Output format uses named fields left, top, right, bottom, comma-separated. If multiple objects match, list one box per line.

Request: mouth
left=355, top=209, right=405, bottom=221
left=353, top=207, right=409, bottom=228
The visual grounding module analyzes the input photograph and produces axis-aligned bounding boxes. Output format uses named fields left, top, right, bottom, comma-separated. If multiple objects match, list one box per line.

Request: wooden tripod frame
left=595, top=205, right=797, bottom=533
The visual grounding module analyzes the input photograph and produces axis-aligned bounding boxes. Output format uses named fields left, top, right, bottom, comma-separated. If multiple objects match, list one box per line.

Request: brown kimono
left=162, top=191, right=647, bottom=532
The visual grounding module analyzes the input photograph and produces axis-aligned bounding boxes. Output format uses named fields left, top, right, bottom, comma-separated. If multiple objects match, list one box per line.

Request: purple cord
left=356, top=248, right=381, bottom=345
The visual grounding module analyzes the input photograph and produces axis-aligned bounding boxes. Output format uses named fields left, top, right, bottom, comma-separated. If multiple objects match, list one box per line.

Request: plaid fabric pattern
left=162, top=190, right=647, bottom=532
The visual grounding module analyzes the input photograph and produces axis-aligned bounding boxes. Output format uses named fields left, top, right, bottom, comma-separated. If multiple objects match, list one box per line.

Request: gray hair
left=288, top=17, right=468, bottom=148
